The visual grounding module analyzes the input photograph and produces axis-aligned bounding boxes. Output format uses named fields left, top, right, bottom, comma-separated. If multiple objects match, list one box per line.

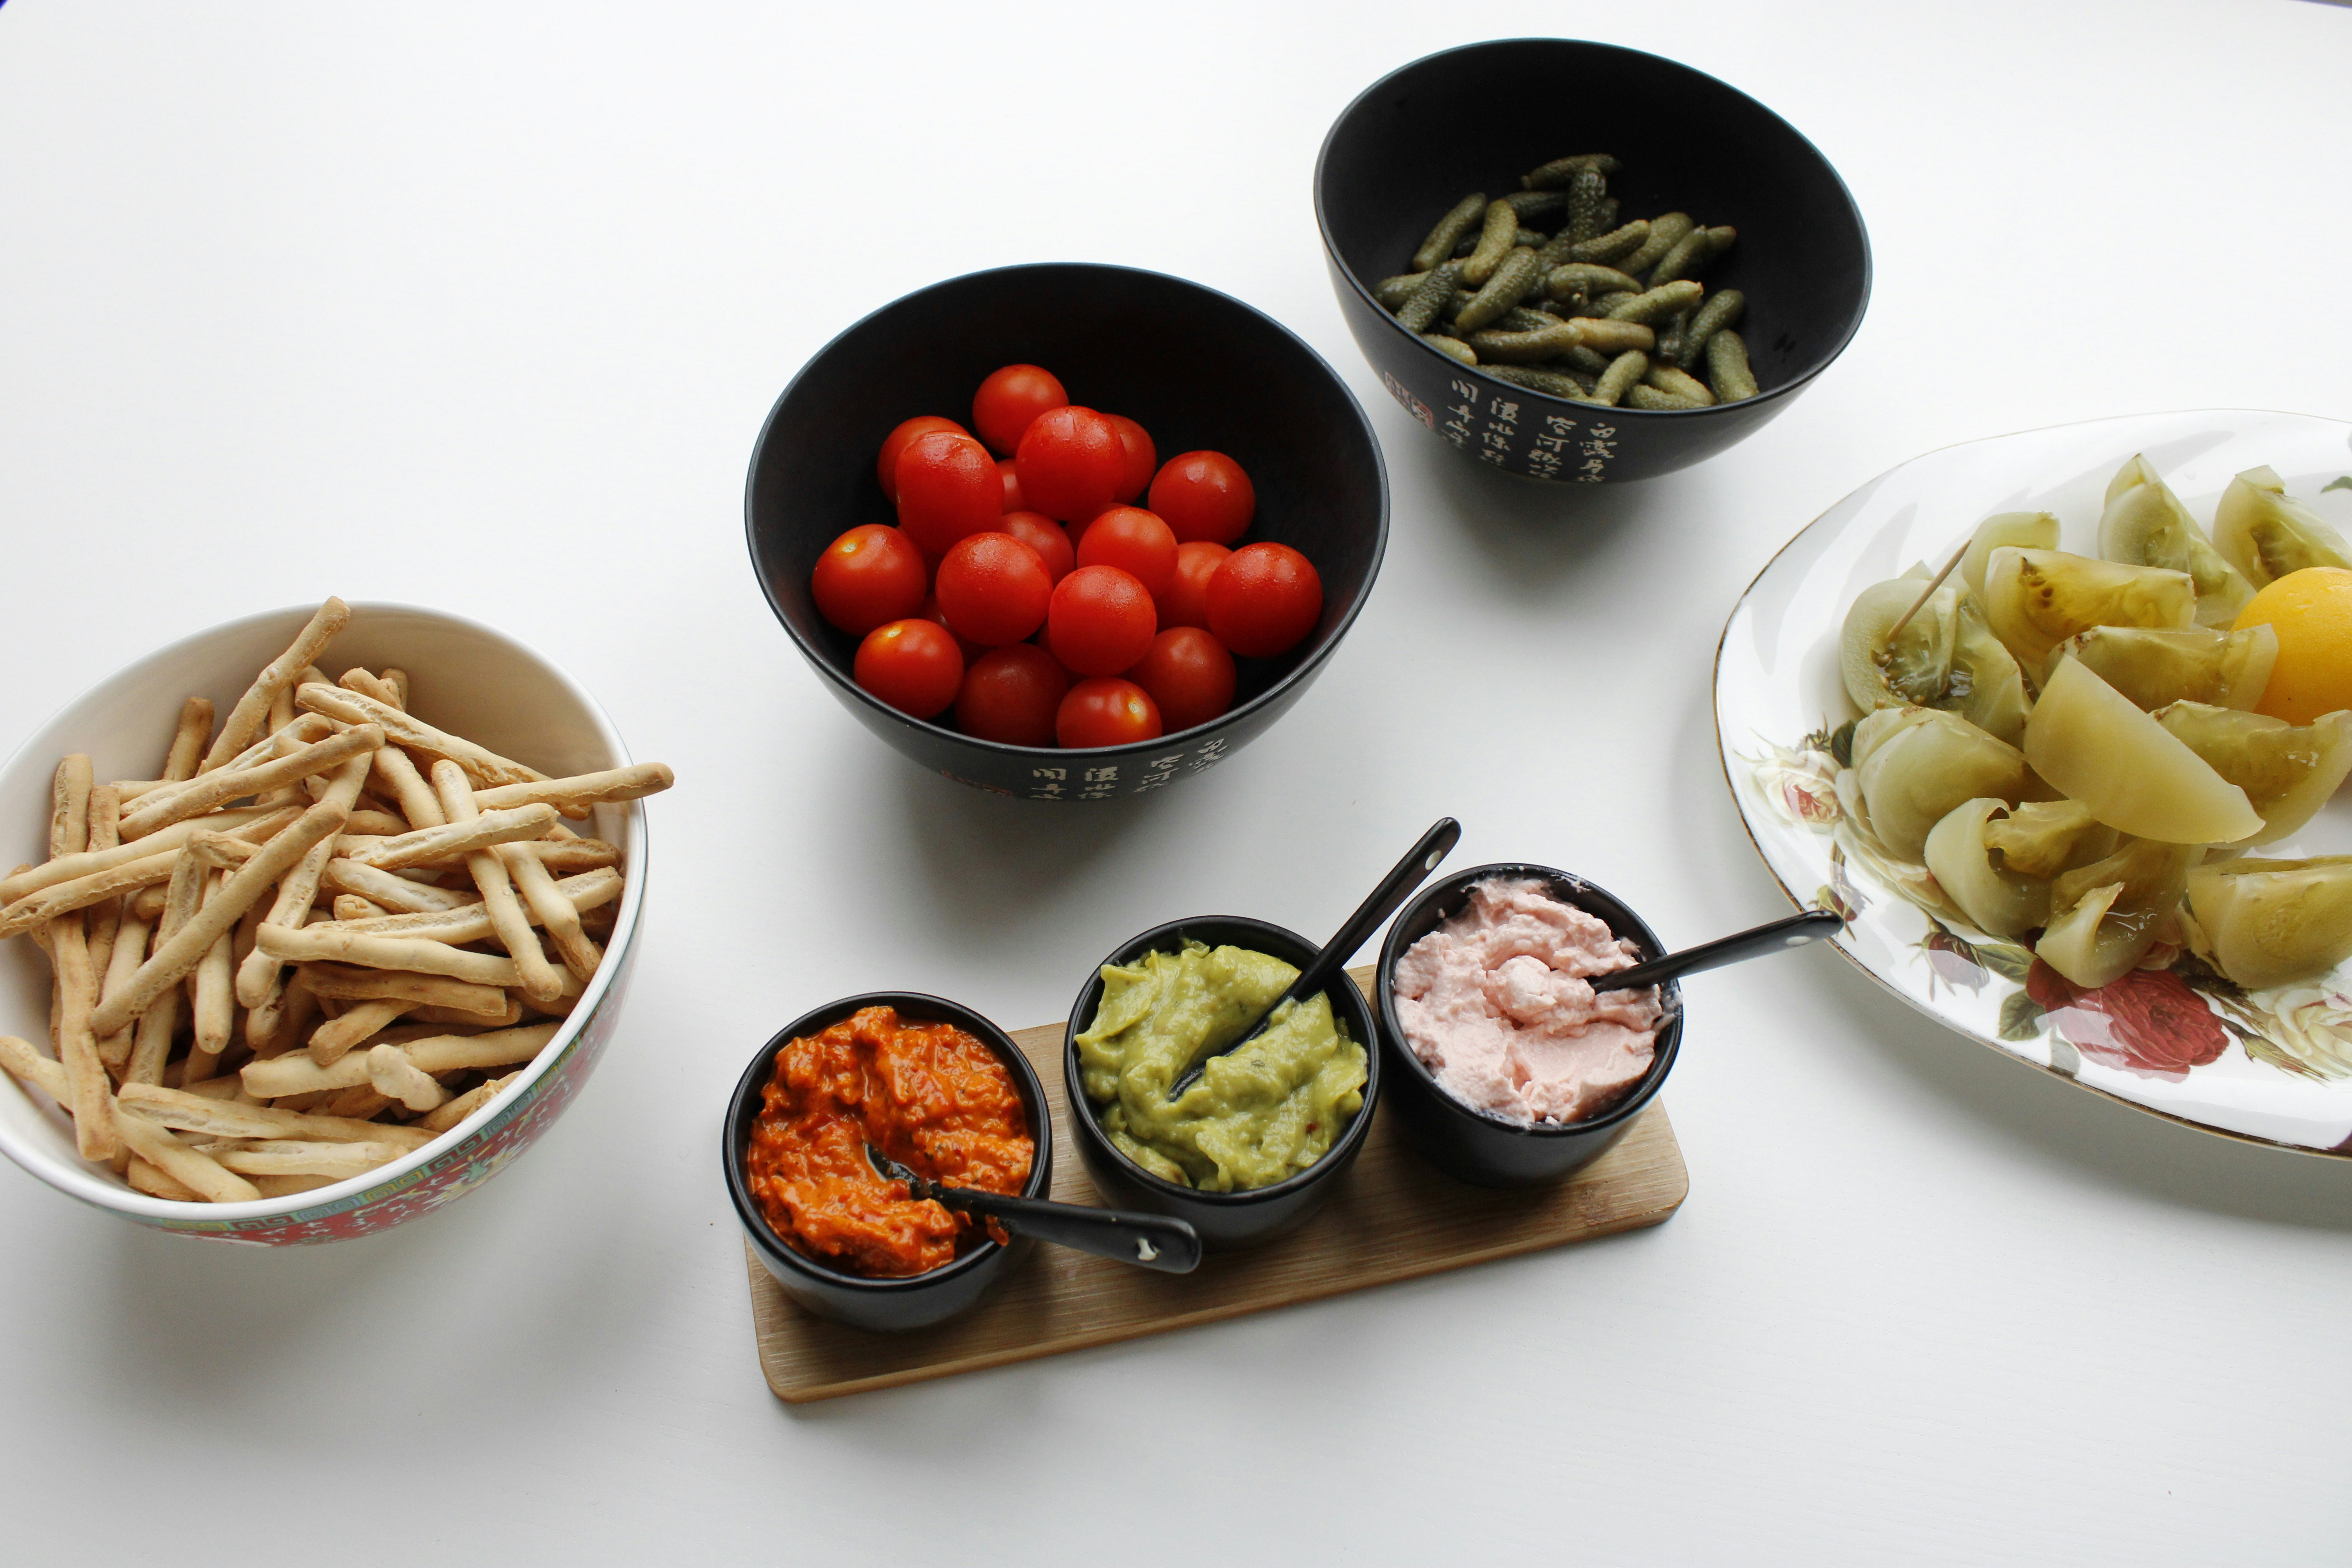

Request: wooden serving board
left=744, top=966, right=1688, bottom=1403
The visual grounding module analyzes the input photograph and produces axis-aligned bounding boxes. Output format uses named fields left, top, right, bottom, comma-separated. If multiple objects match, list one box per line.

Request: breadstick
left=319, top=856, right=481, bottom=915
left=236, top=751, right=372, bottom=1009
left=163, top=697, right=214, bottom=782
left=337, top=668, right=403, bottom=708
left=332, top=895, right=386, bottom=921
left=419, top=1071, right=518, bottom=1133
left=0, top=805, right=298, bottom=904
left=0, top=1034, right=70, bottom=1100
left=294, top=682, right=546, bottom=788
left=370, top=744, right=444, bottom=831
left=526, top=838, right=621, bottom=873
left=187, top=872, right=238, bottom=1080
left=410, top=997, right=522, bottom=1028
left=431, top=761, right=561, bottom=1004
left=96, top=905, right=151, bottom=1067
left=112, top=1105, right=260, bottom=1203
left=120, top=723, right=382, bottom=841
left=116, top=1082, right=434, bottom=1149
left=327, top=868, right=621, bottom=944
left=306, top=998, right=415, bottom=1065
left=341, top=802, right=557, bottom=871
left=341, top=810, right=406, bottom=836
left=501, top=840, right=600, bottom=981
left=298, top=964, right=510, bottom=1016
left=50, top=754, right=92, bottom=859
left=267, top=682, right=296, bottom=737
left=125, top=1157, right=202, bottom=1203
left=199, top=598, right=350, bottom=773
left=89, top=803, right=348, bottom=1039
left=250, top=1173, right=338, bottom=1197
left=214, top=1139, right=408, bottom=1179
left=146, top=718, right=332, bottom=812
left=80, top=785, right=123, bottom=1009
left=471, top=762, right=673, bottom=816
left=366, top=1045, right=447, bottom=1112
left=255, top=924, right=519, bottom=986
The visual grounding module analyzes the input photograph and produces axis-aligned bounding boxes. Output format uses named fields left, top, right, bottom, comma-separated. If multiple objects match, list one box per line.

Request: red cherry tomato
left=1208, top=542, right=1322, bottom=658
left=877, top=415, right=968, bottom=502
left=1105, top=414, right=1157, bottom=503
left=1149, top=450, right=1256, bottom=545
left=854, top=618, right=964, bottom=719
left=935, top=531, right=1053, bottom=647
left=1016, top=406, right=1127, bottom=524
left=1056, top=677, right=1162, bottom=748
left=973, top=364, right=1069, bottom=457
left=999, top=510, right=1074, bottom=583
left=1074, top=506, right=1178, bottom=600
left=895, top=432, right=1001, bottom=557
left=916, top=592, right=985, bottom=662
left=1160, top=540, right=1230, bottom=631
left=1126, top=627, right=1236, bottom=733
left=811, top=523, right=927, bottom=637
left=1047, top=564, right=1157, bottom=676
left=955, top=643, right=1070, bottom=747
left=996, top=457, right=1025, bottom=513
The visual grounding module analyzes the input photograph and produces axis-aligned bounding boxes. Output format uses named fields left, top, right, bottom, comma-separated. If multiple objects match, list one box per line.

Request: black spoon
left=1166, top=817, right=1463, bottom=1100
left=864, top=1144, right=1202, bottom=1274
left=1590, top=907, right=1845, bottom=995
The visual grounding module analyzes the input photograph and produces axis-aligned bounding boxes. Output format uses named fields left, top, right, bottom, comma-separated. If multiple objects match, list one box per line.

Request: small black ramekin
left=1062, top=916, right=1380, bottom=1250
left=1375, top=864, right=1681, bottom=1187
left=723, top=991, right=1053, bottom=1333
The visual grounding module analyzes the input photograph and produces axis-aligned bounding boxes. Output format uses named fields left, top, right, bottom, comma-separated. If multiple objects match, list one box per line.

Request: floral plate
left=1715, top=409, right=2352, bottom=1155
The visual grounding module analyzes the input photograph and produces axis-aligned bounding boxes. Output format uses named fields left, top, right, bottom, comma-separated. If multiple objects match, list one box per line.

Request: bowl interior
left=746, top=262, right=1387, bottom=751
left=724, top=992, right=1049, bottom=1290
left=0, top=601, right=639, bottom=1220
left=1379, top=863, right=1682, bottom=1136
left=1317, top=38, right=1869, bottom=402
left=1063, top=915, right=1380, bottom=1203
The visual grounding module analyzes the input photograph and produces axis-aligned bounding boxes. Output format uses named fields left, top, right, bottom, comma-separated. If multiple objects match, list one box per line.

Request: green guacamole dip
left=1074, top=940, right=1367, bottom=1192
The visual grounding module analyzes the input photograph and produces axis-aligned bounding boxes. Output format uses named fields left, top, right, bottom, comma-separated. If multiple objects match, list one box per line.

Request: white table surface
left=4, top=2, right=2349, bottom=1561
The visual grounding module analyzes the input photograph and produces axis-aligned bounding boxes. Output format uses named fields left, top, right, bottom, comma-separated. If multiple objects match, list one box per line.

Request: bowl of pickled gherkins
left=745, top=263, right=1387, bottom=800
left=1315, top=39, right=1869, bottom=484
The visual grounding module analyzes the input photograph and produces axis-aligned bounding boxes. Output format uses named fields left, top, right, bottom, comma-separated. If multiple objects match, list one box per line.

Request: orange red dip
left=746, top=1005, right=1033, bottom=1278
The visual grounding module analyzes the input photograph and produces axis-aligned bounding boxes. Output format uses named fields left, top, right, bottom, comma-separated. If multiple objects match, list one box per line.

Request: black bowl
left=1062, top=916, right=1380, bottom=1249
left=1374, top=864, right=1682, bottom=1187
left=722, top=991, right=1053, bottom=1333
left=745, top=263, right=1389, bottom=801
left=1315, top=38, right=1870, bottom=485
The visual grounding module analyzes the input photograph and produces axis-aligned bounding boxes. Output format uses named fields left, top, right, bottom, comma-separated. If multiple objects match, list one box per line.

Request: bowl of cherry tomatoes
left=745, top=263, right=1388, bottom=801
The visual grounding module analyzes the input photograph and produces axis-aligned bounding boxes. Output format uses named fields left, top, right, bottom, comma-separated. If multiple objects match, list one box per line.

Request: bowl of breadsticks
left=0, top=599, right=673, bottom=1243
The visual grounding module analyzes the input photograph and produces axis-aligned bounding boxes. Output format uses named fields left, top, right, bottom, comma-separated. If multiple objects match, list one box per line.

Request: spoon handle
left=1283, top=816, right=1463, bottom=1013
left=1597, top=907, right=1843, bottom=994
left=941, top=1187, right=1203, bottom=1274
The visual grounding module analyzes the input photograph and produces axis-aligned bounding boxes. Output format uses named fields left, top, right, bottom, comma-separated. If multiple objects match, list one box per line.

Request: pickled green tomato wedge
left=2036, top=838, right=2198, bottom=989
left=1840, top=575, right=1958, bottom=713
left=2023, top=657, right=2261, bottom=844
left=1981, top=548, right=2196, bottom=671
left=2047, top=624, right=2277, bottom=713
left=2098, top=454, right=2254, bottom=626
left=1980, top=799, right=2119, bottom=879
left=1960, top=511, right=2060, bottom=600
left=2152, top=703, right=2352, bottom=847
left=2212, top=466, right=2352, bottom=589
left=1949, top=595, right=2029, bottom=744
left=1852, top=706, right=2034, bottom=861
left=1924, top=799, right=2052, bottom=938
left=2187, top=857, right=2352, bottom=990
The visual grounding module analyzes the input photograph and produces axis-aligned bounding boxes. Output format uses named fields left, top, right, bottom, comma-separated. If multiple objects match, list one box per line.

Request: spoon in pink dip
left=1589, top=906, right=1844, bottom=995
left=1166, top=817, right=1462, bottom=1100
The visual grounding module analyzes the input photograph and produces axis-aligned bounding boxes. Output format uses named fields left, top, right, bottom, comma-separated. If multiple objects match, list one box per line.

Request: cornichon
left=1374, top=272, right=1428, bottom=310
left=1615, top=212, right=1692, bottom=279
left=1564, top=220, right=1648, bottom=266
left=1566, top=166, right=1609, bottom=245
left=1676, top=289, right=1745, bottom=368
left=1544, top=263, right=1644, bottom=301
left=1466, top=322, right=1586, bottom=363
left=1486, top=364, right=1596, bottom=399
left=1412, top=194, right=1487, bottom=273
left=1707, top=329, right=1759, bottom=401
left=1396, top=261, right=1463, bottom=333
left=1626, top=383, right=1704, bottom=411
left=1501, top=189, right=1570, bottom=221
left=1608, top=280, right=1704, bottom=323
left=1421, top=334, right=1477, bottom=367
left=1460, top=199, right=1520, bottom=287
left=1593, top=350, right=1650, bottom=407
left=1452, top=247, right=1544, bottom=332
left=1644, top=365, right=1716, bottom=406
left=1512, top=228, right=1548, bottom=249
left=1648, top=224, right=1736, bottom=287
left=1523, top=153, right=1620, bottom=189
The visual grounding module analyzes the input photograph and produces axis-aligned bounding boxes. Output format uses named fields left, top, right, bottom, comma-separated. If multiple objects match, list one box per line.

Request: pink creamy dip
left=1391, top=878, right=1665, bottom=1125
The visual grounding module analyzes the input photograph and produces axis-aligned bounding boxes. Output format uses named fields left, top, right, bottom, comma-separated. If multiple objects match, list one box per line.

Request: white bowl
left=0, top=602, right=650, bottom=1242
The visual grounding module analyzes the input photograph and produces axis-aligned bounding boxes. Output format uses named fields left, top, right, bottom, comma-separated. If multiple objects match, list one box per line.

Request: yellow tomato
left=2235, top=567, right=2352, bottom=724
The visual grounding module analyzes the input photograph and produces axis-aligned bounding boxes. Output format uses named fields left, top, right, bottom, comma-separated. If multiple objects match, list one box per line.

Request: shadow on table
left=1410, top=448, right=1686, bottom=601
left=878, top=757, right=1149, bottom=935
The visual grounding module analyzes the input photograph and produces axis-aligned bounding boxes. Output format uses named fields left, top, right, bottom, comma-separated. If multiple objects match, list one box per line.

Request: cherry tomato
left=935, top=531, right=1053, bottom=647
left=916, top=592, right=984, bottom=662
left=1056, top=677, right=1162, bottom=748
left=895, top=431, right=1001, bottom=557
left=1160, top=540, right=1230, bottom=631
left=854, top=618, right=964, bottom=719
left=998, top=510, right=1074, bottom=583
left=1149, top=450, right=1256, bottom=545
left=955, top=643, right=1070, bottom=747
left=1105, top=414, right=1157, bottom=503
left=1126, top=627, right=1236, bottom=733
left=1208, top=542, right=1322, bottom=658
left=811, top=524, right=926, bottom=638
left=1016, top=406, right=1127, bottom=524
left=1074, top=505, right=1178, bottom=600
left=1047, top=564, right=1157, bottom=676
left=996, top=457, right=1025, bottom=513
left=877, top=415, right=967, bottom=502
left=973, top=364, right=1069, bottom=457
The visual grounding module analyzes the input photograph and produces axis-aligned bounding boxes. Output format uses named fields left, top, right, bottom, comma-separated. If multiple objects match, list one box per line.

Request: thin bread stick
left=369, top=744, right=443, bottom=830
left=331, top=895, right=387, bottom=921
left=341, top=810, right=407, bottom=836
left=410, top=997, right=522, bottom=1028
left=116, top=1082, right=434, bottom=1149
left=51, top=755, right=92, bottom=858
left=341, top=802, right=557, bottom=871
left=471, top=762, right=673, bottom=815
left=306, top=997, right=414, bottom=1065
left=236, top=752, right=371, bottom=1009
left=0, top=806, right=299, bottom=904
left=56, top=914, right=114, bottom=1158
left=381, top=669, right=410, bottom=708
left=367, top=1045, right=447, bottom=1112
left=525, top=838, right=621, bottom=873
left=199, top=598, right=351, bottom=773
left=120, top=723, right=382, bottom=841
left=267, top=682, right=296, bottom=737
left=248, top=1022, right=556, bottom=1097
left=250, top=1173, right=338, bottom=1197
left=188, top=872, right=237, bottom=1080
left=297, top=964, right=510, bottom=1015
left=125, top=1156, right=202, bottom=1202
left=214, top=1139, right=407, bottom=1179
left=0, top=811, right=298, bottom=936
left=432, top=761, right=561, bottom=1004
left=327, top=867, right=620, bottom=944
left=112, top=1105, right=260, bottom=1203
left=419, top=1071, right=517, bottom=1133
left=502, top=840, right=601, bottom=982
left=89, top=803, right=349, bottom=1039
left=338, top=668, right=403, bottom=709
left=321, top=1086, right=394, bottom=1120
left=319, top=856, right=480, bottom=914
left=246, top=970, right=316, bottom=1058
left=294, top=682, right=546, bottom=788
left=94, top=904, right=150, bottom=1067
left=163, top=698, right=214, bottom=782
left=0, top=1034, right=70, bottom=1100
left=140, top=717, right=331, bottom=818
left=254, top=924, right=520, bottom=986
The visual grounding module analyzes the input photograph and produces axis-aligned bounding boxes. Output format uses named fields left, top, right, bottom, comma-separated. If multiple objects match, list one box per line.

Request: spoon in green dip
left=1166, top=816, right=1462, bottom=1100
